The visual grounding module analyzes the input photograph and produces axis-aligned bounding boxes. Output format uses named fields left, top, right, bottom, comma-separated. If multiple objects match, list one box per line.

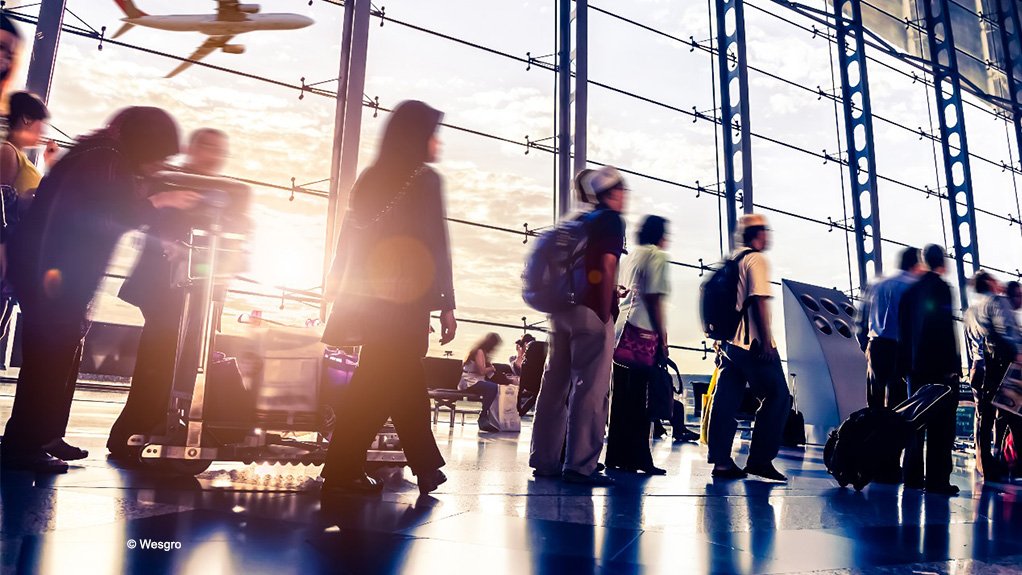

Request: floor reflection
left=5, top=388, right=1022, bottom=574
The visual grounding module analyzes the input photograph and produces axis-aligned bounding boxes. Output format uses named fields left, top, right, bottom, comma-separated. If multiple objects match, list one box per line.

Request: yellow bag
left=700, top=367, right=720, bottom=445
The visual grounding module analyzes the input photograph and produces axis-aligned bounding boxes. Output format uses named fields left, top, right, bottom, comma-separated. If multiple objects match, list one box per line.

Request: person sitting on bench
left=460, top=332, right=503, bottom=432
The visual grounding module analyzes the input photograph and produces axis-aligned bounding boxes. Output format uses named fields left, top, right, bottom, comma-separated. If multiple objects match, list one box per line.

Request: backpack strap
left=731, top=249, right=755, bottom=345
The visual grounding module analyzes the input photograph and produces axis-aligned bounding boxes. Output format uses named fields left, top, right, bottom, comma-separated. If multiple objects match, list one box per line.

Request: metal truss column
left=833, top=0, right=883, bottom=286
left=922, top=0, right=981, bottom=310
left=572, top=0, right=588, bottom=181
left=557, top=0, right=572, bottom=216
left=24, top=0, right=66, bottom=104
left=323, top=0, right=371, bottom=297
left=995, top=0, right=1022, bottom=175
left=715, top=0, right=754, bottom=249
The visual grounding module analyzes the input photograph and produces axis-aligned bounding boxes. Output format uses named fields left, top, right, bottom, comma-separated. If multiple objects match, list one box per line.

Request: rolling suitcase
left=824, top=383, right=953, bottom=491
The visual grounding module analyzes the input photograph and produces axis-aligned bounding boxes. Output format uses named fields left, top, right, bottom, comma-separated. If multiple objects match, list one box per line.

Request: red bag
left=613, top=322, right=659, bottom=368
left=1005, top=430, right=1018, bottom=472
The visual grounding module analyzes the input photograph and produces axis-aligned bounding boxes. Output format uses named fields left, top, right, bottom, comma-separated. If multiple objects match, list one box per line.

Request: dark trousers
left=974, top=359, right=1009, bottom=477
left=904, top=375, right=958, bottom=487
left=866, top=337, right=907, bottom=409
left=654, top=399, right=693, bottom=439
left=605, top=363, right=654, bottom=470
left=1, top=306, right=88, bottom=457
left=107, top=288, right=202, bottom=452
left=322, top=310, right=444, bottom=480
left=707, top=344, right=792, bottom=467
left=464, top=380, right=499, bottom=417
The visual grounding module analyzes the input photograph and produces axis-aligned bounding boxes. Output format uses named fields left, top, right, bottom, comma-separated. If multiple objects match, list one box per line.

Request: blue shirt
left=860, top=271, right=919, bottom=342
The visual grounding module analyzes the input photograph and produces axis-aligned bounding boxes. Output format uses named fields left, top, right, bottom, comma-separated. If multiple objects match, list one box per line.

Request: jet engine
left=237, top=4, right=261, bottom=13
left=222, top=44, right=246, bottom=54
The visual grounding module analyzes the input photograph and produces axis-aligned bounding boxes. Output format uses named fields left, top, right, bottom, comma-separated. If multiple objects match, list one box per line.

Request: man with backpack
left=704, top=214, right=791, bottom=481
left=898, top=245, right=961, bottom=495
left=528, top=166, right=627, bottom=486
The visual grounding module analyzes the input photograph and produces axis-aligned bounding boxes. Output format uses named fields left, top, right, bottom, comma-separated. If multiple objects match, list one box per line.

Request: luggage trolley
left=127, top=192, right=406, bottom=475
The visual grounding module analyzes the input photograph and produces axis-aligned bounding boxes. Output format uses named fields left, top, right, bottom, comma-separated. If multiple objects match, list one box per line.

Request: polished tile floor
left=3, top=383, right=1022, bottom=575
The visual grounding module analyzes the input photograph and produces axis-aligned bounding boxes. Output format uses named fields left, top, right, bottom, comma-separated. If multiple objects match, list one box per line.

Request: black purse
left=648, top=357, right=682, bottom=420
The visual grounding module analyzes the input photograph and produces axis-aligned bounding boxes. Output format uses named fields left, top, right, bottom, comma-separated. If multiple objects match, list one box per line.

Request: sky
left=3, top=0, right=1021, bottom=375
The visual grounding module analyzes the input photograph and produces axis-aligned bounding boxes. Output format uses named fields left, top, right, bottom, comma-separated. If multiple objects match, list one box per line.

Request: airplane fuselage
left=123, top=13, right=313, bottom=36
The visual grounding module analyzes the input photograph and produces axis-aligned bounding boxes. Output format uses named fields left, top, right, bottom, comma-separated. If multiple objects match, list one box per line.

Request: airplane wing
left=166, top=35, right=234, bottom=78
left=217, top=0, right=247, bottom=21
left=112, top=22, right=135, bottom=39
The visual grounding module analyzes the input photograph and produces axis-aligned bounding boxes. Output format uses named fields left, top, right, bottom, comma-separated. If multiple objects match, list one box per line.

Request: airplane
left=112, top=0, right=314, bottom=77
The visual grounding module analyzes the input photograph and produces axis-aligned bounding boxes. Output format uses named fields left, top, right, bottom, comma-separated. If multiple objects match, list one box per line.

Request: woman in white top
left=459, top=332, right=502, bottom=432
left=606, top=216, right=672, bottom=474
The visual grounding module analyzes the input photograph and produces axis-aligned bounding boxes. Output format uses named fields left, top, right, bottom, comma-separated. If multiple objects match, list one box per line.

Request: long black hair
left=350, top=100, right=443, bottom=222
left=637, top=215, right=668, bottom=246
left=465, top=332, right=502, bottom=363
left=5, top=91, right=48, bottom=133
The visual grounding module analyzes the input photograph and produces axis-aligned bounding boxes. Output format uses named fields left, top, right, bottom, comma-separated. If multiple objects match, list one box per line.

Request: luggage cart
left=126, top=195, right=406, bottom=475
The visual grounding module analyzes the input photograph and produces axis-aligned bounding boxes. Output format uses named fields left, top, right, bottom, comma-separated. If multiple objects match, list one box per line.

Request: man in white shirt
left=706, top=214, right=792, bottom=481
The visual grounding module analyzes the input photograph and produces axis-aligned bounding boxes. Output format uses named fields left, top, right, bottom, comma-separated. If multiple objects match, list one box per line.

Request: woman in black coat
left=320, top=100, right=457, bottom=496
left=0, top=107, right=197, bottom=473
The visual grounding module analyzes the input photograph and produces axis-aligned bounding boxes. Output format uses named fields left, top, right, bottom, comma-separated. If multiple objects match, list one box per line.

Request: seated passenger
left=459, top=332, right=502, bottom=432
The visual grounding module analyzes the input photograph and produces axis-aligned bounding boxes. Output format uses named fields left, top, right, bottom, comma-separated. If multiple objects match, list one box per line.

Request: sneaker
left=418, top=468, right=448, bottom=495
left=321, top=474, right=384, bottom=497
left=711, top=465, right=748, bottom=480
left=562, top=470, right=615, bottom=486
left=673, top=429, right=700, bottom=443
left=43, top=438, right=89, bottom=461
left=743, top=463, right=787, bottom=482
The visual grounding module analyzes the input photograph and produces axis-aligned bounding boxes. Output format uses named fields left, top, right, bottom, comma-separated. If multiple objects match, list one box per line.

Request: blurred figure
left=458, top=332, right=502, bottom=432
left=529, top=166, right=627, bottom=486
left=1007, top=281, right=1021, bottom=312
left=510, top=333, right=536, bottom=376
left=606, top=215, right=671, bottom=475
left=899, top=244, right=961, bottom=495
left=106, top=128, right=250, bottom=460
left=857, top=247, right=923, bottom=412
left=706, top=214, right=791, bottom=482
left=0, top=92, right=59, bottom=348
left=966, top=270, right=1020, bottom=481
left=0, top=14, right=22, bottom=116
left=0, top=107, right=198, bottom=473
left=321, top=100, right=456, bottom=496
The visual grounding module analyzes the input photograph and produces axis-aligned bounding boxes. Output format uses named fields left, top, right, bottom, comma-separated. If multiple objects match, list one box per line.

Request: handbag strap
left=659, top=357, right=683, bottom=395
left=789, top=372, right=799, bottom=411
left=353, top=166, right=428, bottom=229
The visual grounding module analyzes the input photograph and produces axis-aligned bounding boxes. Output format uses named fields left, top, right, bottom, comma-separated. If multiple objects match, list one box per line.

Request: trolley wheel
left=142, top=457, right=213, bottom=476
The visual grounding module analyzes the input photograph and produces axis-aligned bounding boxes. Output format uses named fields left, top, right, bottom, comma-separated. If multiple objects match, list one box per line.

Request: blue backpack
left=522, top=211, right=595, bottom=313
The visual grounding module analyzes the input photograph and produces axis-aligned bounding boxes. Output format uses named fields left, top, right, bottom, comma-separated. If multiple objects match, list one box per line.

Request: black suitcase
left=782, top=374, right=806, bottom=448
left=824, top=383, right=952, bottom=491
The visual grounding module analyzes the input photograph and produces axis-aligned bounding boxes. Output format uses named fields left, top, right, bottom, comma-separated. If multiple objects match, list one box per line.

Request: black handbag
left=648, top=357, right=682, bottom=420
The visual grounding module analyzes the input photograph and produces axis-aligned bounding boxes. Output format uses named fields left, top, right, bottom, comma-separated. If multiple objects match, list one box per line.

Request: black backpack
left=700, top=250, right=754, bottom=341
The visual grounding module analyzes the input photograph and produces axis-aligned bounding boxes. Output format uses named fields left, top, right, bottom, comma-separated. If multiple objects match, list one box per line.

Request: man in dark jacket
left=898, top=244, right=961, bottom=495
left=106, top=128, right=250, bottom=460
left=1, top=108, right=197, bottom=473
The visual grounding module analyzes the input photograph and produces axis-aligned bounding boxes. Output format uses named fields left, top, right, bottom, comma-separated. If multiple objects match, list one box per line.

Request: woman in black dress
left=320, top=100, right=457, bottom=496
